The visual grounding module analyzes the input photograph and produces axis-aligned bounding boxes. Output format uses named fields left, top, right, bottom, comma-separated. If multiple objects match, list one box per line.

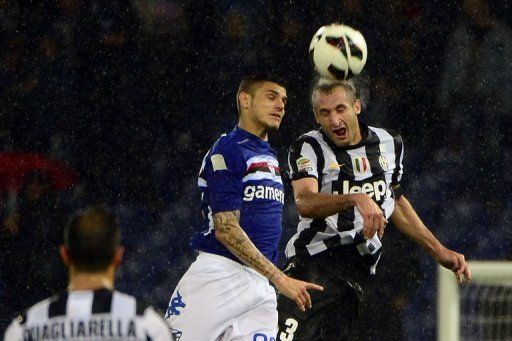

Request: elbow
left=296, top=203, right=315, bottom=218
left=214, top=228, right=229, bottom=243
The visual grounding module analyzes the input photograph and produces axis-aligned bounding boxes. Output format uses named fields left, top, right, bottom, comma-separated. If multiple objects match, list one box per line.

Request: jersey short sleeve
left=390, top=132, right=404, bottom=198
left=207, top=143, right=247, bottom=213
left=141, top=307, right=174, bottom=340
left=4, top=317, right=23, bottom=340
left=288, top=137, right=320, bottom=181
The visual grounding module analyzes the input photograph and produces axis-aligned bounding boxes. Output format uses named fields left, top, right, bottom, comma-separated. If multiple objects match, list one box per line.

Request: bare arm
left=293, top=177, right=387, bottom=238
left=213, top=210, right=323, bottom=311
left=214, top=210, right=278, bottom=279
left=390, top=195, right=471, bottom=282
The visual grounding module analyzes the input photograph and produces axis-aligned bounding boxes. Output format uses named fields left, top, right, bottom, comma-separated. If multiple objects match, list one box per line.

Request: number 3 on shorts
left=279, top=318, right=299, bottom=341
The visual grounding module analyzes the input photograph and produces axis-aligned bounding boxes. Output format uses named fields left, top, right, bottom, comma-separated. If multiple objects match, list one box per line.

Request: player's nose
left=328, top=113, right=340, bottom=125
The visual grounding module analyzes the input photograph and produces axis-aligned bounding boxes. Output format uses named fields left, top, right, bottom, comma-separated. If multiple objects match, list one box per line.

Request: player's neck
left=352, top=130, right=362, bottom=146
left=68, top=265, right=115, bottom=291
left=238, top=119, right=268, bottom=141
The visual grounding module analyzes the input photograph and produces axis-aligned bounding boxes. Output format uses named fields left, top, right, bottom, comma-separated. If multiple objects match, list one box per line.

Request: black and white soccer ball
left=309, top=24, right=368, bottom=80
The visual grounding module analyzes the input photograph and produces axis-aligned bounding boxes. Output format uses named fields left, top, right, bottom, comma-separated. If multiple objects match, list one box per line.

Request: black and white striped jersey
left=3, top=289, right=173, bottom=341
left=285, top=123, right=404, bottom=274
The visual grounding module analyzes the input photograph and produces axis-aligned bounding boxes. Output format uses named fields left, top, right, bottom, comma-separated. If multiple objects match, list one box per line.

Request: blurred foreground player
left=4, top=206, right=173, bottom=341
left=277, top=79, right=471, bottom=340
left=165, top=75, right=323, bottom=340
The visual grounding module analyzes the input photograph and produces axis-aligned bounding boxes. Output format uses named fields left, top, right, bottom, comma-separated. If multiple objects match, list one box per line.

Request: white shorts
left=165, top=252, right=278, bottom=341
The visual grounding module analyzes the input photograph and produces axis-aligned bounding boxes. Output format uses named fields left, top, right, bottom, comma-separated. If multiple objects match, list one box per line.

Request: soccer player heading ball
left=165, top=74, right=323, bottom=340
left=276, top=78, right=471, bottom=340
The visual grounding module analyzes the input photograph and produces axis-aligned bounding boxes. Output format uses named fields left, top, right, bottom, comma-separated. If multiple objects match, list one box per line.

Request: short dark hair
left=311, top=78, right=358, bottom=112
left=65, top=206, right=121, bottom=272
left=236, top=74, right=286, bottom=113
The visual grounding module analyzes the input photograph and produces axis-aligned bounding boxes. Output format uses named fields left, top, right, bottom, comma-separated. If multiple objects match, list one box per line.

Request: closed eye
left=336, top=104, right=346, bottom=113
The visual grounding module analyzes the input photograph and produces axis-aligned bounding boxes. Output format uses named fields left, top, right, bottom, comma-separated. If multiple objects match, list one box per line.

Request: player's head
left=311, top=78, right=362, bottom=147
left=61, top=206, right=123, bottom=273
left=236, top=74, right=287, bottom=132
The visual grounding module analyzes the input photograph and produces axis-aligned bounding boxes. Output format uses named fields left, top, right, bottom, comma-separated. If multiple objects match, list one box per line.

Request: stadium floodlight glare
left=438, top=261, right=512, bottom=341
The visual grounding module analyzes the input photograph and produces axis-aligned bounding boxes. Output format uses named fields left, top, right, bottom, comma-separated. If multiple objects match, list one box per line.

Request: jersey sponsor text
left=340, top=179, right=387, bottom=202
left=243, top=185, right=284, bottom=204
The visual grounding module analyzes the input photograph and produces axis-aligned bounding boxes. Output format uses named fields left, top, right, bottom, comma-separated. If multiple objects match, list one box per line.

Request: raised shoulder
left=368, top=126, right=403, bottom=149
left=288, top=130, right=325, bottom=181
left=368, top=126, right=401, bottom=139
left=292, top=129, right=322, bottom=145
left=209, top=133, right=246, bottom=171
left=289, top=130, right=324, bottom=156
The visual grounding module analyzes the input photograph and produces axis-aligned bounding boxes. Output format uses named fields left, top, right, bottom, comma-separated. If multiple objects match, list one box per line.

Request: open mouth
left=332, top=127, right=346, bottom=138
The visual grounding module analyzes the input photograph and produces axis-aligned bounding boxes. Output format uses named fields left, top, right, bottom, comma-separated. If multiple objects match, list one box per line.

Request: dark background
left=1, top=0, right=511, bottom=339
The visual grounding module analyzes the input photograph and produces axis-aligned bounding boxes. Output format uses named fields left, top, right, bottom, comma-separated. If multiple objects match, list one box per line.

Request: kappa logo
left=166, top=290, right=186, bottom=318
left=171, top=328, right=183, bottom=341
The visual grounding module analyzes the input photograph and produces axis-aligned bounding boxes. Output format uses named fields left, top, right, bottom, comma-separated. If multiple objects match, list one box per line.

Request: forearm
left=213, top=211, right=281, bottom=281
left=391, top=196, right=445, bottom=257
left=296, top=192, right=357, bottom=218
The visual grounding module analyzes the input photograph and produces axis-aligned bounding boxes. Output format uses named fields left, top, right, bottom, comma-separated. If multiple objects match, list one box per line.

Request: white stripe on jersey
left=244, top=155, right=283, bottom=184
left=242, top=172, right=283, bottom=184
left=372, top=127, right=399, bottom=186
left=111, top=291, right=137, bottom=318
left=297, top=142, right=319, bottom=179
left=198, top=177, right=207, bottom=188
left=24, top=298, right=52, bottom=324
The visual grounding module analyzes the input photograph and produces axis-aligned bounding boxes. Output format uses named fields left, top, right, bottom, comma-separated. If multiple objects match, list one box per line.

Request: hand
left=352, top=193, right=387, bottom=239
left=436, top=247, right=471, bottom=283
left=271, top=272, right=324, bottom=312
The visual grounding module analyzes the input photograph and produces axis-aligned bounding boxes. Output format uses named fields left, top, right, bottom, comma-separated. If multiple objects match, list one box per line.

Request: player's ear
left=238, top=92, right=251, bottom=110
left=60, top=245, right=70, bottom=266
left=113, top=246, right=125, bottom=267
left=354, top=99, right=362, bottom=115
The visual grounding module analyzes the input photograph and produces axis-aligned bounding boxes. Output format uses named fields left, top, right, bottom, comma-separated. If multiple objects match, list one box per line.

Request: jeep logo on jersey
left=352, top=156, right=369, bottom=175
left=342, top=180, right=387, bottom=201
left=243, top=185, right=284, bottom=204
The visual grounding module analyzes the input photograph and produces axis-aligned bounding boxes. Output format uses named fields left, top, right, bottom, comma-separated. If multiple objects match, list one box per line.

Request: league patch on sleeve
left=296, top=156, right=313, bottom=172
left=211, top=154, right=227, bottom=171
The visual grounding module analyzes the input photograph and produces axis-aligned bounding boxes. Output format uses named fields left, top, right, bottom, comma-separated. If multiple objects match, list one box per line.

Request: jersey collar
left=234, top=125, right=271, bottom=146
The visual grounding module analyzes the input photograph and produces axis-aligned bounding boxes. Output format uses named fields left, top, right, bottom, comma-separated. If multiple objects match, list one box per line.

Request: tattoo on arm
left=213, top=210, right=277, bottom=279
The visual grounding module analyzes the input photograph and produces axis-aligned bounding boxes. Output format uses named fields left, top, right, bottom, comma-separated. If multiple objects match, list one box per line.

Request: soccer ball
left=309, top=24, right=368, bottom=80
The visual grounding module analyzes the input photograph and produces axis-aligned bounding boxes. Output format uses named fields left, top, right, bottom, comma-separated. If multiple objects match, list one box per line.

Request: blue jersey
left=190, top=126, right=284, bottom=265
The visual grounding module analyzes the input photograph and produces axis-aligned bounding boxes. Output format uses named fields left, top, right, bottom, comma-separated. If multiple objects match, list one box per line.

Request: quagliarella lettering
left=23, top=318, right=137, bottom=340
